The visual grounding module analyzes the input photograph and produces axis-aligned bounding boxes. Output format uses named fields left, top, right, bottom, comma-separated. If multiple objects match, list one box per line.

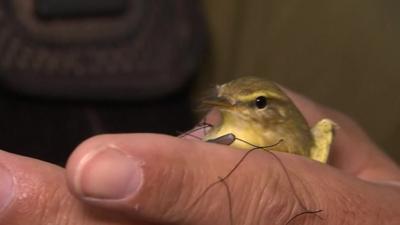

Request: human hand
left=64, top=89, right=400, bottom=224
left=0, top=87, right=399, bottom=225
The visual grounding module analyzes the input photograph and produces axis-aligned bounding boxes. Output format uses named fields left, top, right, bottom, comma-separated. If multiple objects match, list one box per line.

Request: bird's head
left=203, top=77, right=296, bottom=125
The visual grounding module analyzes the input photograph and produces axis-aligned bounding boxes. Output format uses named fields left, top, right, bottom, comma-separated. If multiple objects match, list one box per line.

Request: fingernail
left=0, top=165, right=14, bottom=211
left=76, top=148, right=143, bottom=200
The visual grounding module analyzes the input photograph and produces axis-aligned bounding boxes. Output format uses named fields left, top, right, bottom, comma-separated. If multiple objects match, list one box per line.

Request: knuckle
left=144, top=162, right=194, bottom=220
left=257, top=173, right=318, bottom=225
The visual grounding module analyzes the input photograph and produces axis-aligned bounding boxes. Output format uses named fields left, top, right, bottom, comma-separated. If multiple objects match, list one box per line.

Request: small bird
left=203, top=77, right=335, bottom=163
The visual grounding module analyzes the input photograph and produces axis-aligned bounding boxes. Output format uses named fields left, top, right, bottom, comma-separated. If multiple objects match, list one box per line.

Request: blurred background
left=0, top=0, right=399, bottom=165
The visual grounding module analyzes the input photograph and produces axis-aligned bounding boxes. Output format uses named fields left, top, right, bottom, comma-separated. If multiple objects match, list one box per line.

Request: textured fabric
left=0, top=86, right=195, bottom=165
left=0, top=0, right=206, bottom=99
left=201, top=0, right=400, bottom=161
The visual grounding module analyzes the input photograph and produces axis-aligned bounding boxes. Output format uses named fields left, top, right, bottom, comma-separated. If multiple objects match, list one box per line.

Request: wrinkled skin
left=0, top=87, right=398, bottom=225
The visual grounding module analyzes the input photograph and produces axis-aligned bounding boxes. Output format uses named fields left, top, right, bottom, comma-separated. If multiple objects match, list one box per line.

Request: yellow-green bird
left=203, top=77, right=335, bottom=163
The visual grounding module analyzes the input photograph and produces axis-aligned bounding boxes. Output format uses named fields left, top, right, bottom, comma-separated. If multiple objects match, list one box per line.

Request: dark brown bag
left=0, top=0, right=206, bottom=99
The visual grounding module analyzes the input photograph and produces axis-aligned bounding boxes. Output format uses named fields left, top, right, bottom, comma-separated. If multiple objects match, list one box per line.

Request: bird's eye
left=255, top=96, right=268, bottom=109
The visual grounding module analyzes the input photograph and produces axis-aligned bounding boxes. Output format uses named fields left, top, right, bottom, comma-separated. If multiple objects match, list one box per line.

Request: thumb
left=66, top=134, right=400, bottom=225
left=66, top=134, right=304, bottom=225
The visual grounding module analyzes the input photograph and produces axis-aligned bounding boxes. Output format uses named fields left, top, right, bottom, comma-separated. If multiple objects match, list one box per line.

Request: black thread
left=179, top=120, right=323, bottom=225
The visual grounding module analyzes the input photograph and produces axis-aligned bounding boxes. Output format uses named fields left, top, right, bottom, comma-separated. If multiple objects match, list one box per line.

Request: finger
left=0, top=150, right=134, bottom=225
left=179, top=109, right=221, bottom=140
left=66, top=133, right=302, bottom=224
left=283, top=87, right=400, bottom=181
left=66, top=134, right=400, bottom=225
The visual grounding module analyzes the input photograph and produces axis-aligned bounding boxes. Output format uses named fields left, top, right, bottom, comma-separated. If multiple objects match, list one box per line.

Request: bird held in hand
left=203, top=77, right=335, bottom=163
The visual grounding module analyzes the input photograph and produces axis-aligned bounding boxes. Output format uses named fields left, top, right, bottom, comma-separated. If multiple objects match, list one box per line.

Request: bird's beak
left=202, top=96, right=234, bottom=108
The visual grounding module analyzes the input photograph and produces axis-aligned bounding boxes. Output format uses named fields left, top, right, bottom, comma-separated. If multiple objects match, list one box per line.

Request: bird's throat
left=204, top=111, right=268, bottom=150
